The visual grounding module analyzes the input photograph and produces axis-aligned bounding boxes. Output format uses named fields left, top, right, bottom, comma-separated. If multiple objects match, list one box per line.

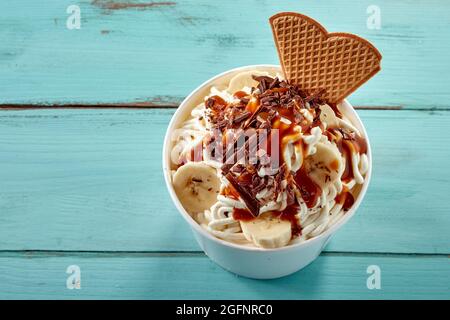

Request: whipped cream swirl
left=171, top=70, right=369, bottom=248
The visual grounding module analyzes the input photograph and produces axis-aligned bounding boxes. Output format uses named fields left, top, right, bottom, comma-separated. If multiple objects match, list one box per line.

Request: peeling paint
left=196, top=34, right=254, bottom=49
left=92, top=0, right=176, bottom=11
left=177, top=16, right=211, bottom=26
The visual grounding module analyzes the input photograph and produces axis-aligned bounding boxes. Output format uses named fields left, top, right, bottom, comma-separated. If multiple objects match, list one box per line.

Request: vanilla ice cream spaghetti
left=170, top=71, right=369, bottom=248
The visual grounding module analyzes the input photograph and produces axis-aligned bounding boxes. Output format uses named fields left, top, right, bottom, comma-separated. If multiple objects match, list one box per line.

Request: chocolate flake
left=202, top=75, right=334, bottom=218
left=232, top=110, right=251, bottom=124
left=225, top=172, right=260, bottom=217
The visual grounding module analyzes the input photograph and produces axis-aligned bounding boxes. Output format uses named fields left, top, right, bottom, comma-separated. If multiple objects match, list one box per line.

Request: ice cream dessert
left=168, top=12, right=380, bottom=249
left=169, top=70, right=369, bottom=248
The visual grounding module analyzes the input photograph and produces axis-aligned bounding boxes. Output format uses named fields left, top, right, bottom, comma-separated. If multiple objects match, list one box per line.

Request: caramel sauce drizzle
left=205, top=78, right=368, bottom=243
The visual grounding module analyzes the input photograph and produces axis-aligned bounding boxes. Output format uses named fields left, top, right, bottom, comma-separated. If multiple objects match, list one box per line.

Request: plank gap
left=0, top=104, right=434, bottom=111
left=0, top=250, right=447, bottom=259
left=2, top=104, right=450, bottom=111
left=0, top=103, right=179, bottom=110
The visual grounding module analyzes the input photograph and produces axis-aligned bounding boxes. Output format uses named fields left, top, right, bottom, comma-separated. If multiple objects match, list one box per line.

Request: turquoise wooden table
left=0, top=0, right=449, bottom=299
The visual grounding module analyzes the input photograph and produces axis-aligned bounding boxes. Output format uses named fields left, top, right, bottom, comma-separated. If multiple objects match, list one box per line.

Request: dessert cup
left=162, top=65, right=372, bottom=279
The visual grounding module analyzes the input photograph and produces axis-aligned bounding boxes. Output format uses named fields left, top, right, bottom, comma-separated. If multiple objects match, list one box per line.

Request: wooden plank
left=0, top=103, right=179, bottom=110
left=0, top=108, right=449, bottom=254
left=0, top=252, right=448, bottom=299
left=0, top=104, right=403, bottom=110
left=1, top=0, right=449, bottom=108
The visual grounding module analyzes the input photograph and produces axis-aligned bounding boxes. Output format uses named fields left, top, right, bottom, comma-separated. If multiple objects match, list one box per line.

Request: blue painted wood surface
left=0, top=109, right=449, bottom=254
left=1, top=252, right=448, bottom=299
left=1, top=0, right=450, bottom=108
left=0, top=0, right=449, bottom=299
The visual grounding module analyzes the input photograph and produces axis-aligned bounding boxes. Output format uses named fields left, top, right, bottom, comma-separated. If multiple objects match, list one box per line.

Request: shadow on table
left=228, top=255, right=328, bottom=299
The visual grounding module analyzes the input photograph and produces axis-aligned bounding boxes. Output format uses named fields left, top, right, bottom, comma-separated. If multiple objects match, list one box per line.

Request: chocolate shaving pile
left=204, top=75, right=326, bottom=216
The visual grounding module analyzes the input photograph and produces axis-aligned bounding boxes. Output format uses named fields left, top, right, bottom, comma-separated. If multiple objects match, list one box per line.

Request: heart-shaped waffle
left=270, top=12, right=382, bottom=103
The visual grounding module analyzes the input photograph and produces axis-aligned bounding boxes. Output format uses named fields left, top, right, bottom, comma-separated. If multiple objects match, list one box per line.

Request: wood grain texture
left=0, top=104, right=403, bottom=110
left=2, top=0, right=449, bottom=300
left=1, top=0, right=449, bottom=108
left=0, top=109, right=449, bottom=254
left=0, top=252, right=448, bottom=299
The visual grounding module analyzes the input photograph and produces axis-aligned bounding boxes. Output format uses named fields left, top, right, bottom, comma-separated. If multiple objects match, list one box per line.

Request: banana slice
left=304, top=142, right=343, bottom=188
left=320, top=104, right=360, bottom=134
left=240, top=213, right=292, bottom=248
left=173, top=162, right=220, bottom=214
left=319, top=104, right=340, bottom=129
left=227, top=70, right=270, bottom=94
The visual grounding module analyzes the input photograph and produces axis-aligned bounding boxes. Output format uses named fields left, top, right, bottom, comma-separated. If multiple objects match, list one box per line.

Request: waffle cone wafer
left=270, top=12, right=381, bottom=104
